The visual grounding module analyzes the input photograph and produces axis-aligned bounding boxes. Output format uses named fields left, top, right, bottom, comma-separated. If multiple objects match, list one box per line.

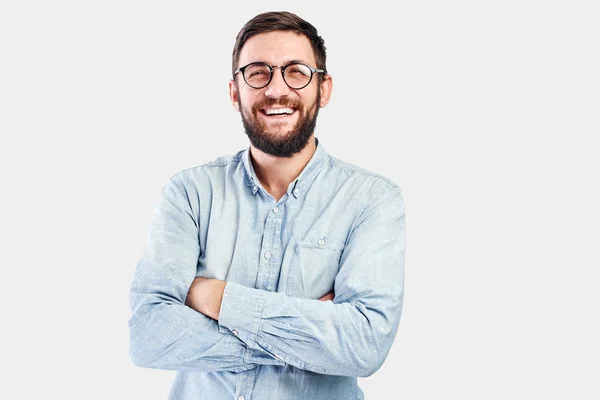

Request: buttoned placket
left=234, top=147, right=324, bottom=399
left=254, top=199, right=285, bottom=292
left=235, top=365, right=258, bottom=400
left=235, top=192, right=288, bottom=400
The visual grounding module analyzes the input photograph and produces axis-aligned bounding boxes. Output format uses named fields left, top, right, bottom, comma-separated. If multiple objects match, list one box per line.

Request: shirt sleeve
left=218, top=186, right=405, bottom=377
left=128, top=177, right=285, bottom=372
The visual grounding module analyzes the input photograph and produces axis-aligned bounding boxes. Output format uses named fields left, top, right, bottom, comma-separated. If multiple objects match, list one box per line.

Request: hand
left=319, top=291, right=334, bottom=302
left=185, top=277, right=227, bottom=320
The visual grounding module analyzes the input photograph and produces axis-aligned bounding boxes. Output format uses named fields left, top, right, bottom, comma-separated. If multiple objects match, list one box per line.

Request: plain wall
left=1, top=1, right=598, bottom=398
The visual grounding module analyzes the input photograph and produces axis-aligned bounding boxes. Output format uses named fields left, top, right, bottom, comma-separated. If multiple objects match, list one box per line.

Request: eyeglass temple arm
left=235, top=66, right=325, bottom=74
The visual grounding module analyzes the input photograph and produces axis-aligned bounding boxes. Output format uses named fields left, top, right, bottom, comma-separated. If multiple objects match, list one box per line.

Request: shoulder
left=166, top=150, right=246, bottom=193
left=324, top=154, right=401, bottom=197
left=324, top=155, right=405, bottom=226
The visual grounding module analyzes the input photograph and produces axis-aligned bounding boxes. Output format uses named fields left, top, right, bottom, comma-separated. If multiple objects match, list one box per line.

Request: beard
left=238, top=86, right=321, bottom=158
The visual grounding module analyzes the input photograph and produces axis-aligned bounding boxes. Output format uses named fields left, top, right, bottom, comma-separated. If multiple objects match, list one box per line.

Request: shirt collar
left=242, top=137, right=328, bottom=198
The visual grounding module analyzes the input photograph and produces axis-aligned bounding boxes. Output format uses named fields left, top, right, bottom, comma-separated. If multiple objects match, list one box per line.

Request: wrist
left=204, top=279, right=226, bottom=320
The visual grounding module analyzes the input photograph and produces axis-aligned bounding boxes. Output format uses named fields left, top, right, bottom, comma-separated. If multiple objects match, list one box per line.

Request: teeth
left=265, top=108, right=294, bottom=115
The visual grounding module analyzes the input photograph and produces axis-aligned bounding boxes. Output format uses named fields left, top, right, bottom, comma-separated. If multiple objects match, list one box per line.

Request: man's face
left=230, top=31, right=331, bottom=157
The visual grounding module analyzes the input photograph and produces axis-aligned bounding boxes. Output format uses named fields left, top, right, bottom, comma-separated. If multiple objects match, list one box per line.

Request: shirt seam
left=328, top=157, right=398, bottom=188
left=171, top=153, right=244, bottom=178
left=347, top=185, right=403, bottom=245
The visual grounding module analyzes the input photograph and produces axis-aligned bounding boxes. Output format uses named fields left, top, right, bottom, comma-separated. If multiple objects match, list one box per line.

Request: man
left=129, top=11, right=405, bottom=399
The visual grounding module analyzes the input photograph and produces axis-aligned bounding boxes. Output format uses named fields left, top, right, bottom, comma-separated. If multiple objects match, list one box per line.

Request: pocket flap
left=297, top=236, right=345, bottom=251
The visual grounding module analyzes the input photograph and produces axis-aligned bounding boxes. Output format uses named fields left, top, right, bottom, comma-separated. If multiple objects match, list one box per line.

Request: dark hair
left=231, top=11, right=327, bottom=78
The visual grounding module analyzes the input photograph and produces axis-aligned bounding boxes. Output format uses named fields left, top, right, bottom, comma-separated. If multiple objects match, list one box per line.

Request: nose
left=264, top=66, right=291, bottom=98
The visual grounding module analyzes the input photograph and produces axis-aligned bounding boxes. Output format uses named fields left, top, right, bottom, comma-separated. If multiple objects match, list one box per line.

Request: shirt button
left=318, top=239, right=325, bottom=246
left=232, top=329, right=239, bottom=337
left=293, top=189, right=300, bottom=197
left=273, top=207, right=279, bottom=214
left=238, top=396, right=245, bottom=400
left=264, top=251, right=272, bottom=259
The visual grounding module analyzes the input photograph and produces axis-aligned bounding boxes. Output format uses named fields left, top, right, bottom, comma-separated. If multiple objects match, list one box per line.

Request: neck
left=250, top=136, right=316, bottom=201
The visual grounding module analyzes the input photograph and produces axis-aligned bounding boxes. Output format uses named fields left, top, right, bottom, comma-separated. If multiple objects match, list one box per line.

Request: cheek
left=303, top=87, right=320, bottom=105
left=240, top=93, right=260, bottom=113
left=300, top=94, right=319, bottom=113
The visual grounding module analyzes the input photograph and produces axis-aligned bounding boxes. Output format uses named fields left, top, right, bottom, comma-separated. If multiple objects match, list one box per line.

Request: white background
left=1, top=1, right=599, bottom=399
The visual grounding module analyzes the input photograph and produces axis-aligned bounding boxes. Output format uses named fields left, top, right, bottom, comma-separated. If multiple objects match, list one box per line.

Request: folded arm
left=196, top=186, right=406, bottom=377
left=128, top=178, right=284, bottom=372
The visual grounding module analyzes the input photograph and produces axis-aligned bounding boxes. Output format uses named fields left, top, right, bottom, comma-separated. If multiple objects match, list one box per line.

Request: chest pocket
left=286, top=236, right=345, bottom=299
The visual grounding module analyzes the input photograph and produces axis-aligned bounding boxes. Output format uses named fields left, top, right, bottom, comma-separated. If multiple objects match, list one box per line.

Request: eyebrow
left=282, top=59, right=310, bottom=66
left=250, top=59, right=312, bottom=66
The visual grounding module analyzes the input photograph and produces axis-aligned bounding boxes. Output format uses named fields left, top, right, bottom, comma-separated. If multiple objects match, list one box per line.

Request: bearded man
left=129, top=11, right=406, bottom=400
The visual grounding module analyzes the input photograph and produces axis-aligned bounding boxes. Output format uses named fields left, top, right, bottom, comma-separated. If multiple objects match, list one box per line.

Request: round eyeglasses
left=234, top=62, right=325, bottom=90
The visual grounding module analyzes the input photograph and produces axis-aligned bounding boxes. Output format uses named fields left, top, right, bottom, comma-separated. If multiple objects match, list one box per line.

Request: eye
left=286, top=64, right=311, bottom=78
left=248, top=69, right=269, bottom=78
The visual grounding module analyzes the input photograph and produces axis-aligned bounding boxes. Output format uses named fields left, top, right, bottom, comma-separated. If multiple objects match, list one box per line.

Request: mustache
left=251, top=97, right=302, bottom=111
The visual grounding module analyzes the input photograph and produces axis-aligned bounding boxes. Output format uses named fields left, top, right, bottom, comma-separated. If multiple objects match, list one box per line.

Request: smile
left=261, top=107, right=296, bottom=116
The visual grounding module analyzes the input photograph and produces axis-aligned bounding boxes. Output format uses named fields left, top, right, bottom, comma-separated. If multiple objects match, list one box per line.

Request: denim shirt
left=129, top=139, right=405, bottom=399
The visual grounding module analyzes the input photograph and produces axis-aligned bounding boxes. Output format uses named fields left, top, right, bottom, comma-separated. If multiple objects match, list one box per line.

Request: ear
left=229, top=80, right=240, bottom=111
left=318, top=74, right=333, bottom=108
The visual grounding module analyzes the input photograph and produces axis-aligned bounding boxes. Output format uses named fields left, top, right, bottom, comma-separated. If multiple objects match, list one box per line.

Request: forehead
left=238, top=31, right=316, bottom=67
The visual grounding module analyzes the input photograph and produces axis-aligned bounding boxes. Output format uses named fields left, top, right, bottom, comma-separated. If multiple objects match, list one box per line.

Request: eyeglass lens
left=244, top=63, right=313, bottom=89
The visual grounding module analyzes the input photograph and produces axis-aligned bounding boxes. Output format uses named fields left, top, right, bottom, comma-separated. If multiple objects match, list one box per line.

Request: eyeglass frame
left=234, top=61, right=326, bottom=90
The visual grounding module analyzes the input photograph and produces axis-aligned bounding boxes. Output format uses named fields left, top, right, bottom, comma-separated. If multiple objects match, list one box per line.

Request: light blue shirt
left=129, top=139, right=405, bottom=399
